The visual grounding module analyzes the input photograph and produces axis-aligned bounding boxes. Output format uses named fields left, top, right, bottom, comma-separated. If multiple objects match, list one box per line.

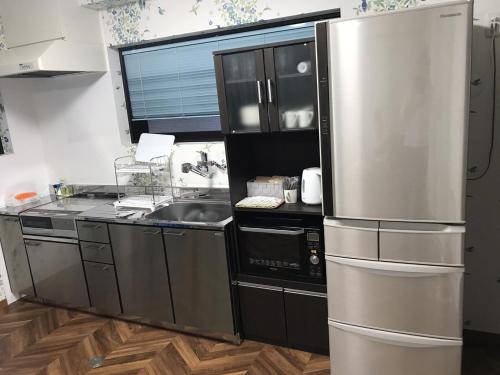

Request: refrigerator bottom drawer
left=327, top=256, right=463, bottom=338
left=329, top=321, right=462, bottom=375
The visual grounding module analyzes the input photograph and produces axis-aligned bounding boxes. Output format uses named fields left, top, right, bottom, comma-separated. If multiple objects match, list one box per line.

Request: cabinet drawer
left=379, top=222, right=464, bottom=266
left=81, top=242, right=113, bottom=264
left=284, top=289, right=329, bottom=355
left=77, top=221, right=109, bottom=243
left=238, top=282, right=286, bottom=346
left=84, top=261, right=121, bottom=316
left=327, top=256, right=463, bottom=339
left=324, top=219, right=378, bottom=259
left=329, top=321, right=462, bottom=375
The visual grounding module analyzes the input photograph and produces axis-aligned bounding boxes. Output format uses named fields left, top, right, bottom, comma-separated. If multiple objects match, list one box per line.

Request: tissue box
left=247, top=179, right=284, bottom=199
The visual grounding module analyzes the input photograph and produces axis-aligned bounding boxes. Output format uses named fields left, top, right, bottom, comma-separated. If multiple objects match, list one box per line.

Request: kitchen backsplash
left=171, top=142, right=228, bottom=189
left=0, top=92, right=13, bottom=155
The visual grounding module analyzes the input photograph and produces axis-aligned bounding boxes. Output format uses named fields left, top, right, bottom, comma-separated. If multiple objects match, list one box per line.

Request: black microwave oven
left=237, top=217, right=325, bottom=284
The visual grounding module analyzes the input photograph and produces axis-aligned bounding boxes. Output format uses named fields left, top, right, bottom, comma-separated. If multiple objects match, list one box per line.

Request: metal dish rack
left=114, top=154, right=173, bottom=211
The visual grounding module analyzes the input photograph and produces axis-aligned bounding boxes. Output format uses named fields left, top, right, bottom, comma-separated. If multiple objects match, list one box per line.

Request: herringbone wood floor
left=0, top=300, right=330, bottom=375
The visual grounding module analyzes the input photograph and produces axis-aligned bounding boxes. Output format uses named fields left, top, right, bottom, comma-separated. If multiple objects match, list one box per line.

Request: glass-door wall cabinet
left=214, top=39, right=317, bottom=134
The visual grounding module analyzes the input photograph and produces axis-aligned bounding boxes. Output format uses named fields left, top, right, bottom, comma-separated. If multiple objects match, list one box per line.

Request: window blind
left=122, top=23, right=315, bottom=121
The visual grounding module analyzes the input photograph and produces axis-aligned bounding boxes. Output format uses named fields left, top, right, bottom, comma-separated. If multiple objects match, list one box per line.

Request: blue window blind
left=122, top=23, right=314, bottom=121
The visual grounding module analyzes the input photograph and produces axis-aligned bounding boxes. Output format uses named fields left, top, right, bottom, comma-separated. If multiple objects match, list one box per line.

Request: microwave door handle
left=239, top=226, right=305, bottom=235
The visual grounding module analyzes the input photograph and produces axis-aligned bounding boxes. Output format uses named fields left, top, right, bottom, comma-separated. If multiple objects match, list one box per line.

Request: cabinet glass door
left=221, top=50, right=268, bottom=133
left=268, top=42, right=317, bottom=131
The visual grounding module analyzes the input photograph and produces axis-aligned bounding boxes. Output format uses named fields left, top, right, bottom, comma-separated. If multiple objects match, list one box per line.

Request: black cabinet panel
left=284, top=290, right=329, bottom=355
left=238, top=283, right=287, bottom=346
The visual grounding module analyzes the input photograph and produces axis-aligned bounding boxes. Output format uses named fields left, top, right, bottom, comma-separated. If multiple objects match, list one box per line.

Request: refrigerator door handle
left=324, top=218, right=379, bottom=232
left=329, top=320, right=462, bottom=348
left=326, top=256, right=464, bottom=277
left=379, top=223, right=465, bottom=234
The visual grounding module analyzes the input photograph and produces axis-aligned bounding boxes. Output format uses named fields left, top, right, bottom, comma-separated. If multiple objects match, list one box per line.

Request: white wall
left=0, top=79, right=50, bottom=206
left=32, top=71, right=129, bottom=185
left=0, top=79, right=51, bottom=304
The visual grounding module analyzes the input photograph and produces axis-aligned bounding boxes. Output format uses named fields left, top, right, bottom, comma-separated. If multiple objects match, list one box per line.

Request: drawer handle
left=25, top=241, right=41, bottom=247
left=238, top=282, right=282, bottom=292
left=164, top=232, right=185, bottom=237
left=86, top=244, right=106, bottom=251
left=82, top=223, right=102, bottom=229
left=379, top=226, right=465, bottom=234
left=327, top=255, right=464, bottom=277
left=324, top=219, right=378, bottom=232
left=102, top=266, right=110, bottom=271
left=142, top=229, right=161, bottom=235
left=330, top=321, right=462, bottom=348
left=5, top=217, right=19, bottom=223
left=239, top=226, right=304, bottom=235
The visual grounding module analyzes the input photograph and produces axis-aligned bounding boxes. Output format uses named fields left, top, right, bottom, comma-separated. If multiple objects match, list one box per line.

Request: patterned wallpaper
left=0, top=15, right=4, bottom=50
left=0, top=92, right=13, bottom=154
left=100, top=0, right=428, bottom=46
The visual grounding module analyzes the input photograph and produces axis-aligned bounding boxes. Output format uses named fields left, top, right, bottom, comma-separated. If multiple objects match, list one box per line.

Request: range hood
left=0, top=0, right=108, bottom=78
left=0, top=40, right=107, bottom=78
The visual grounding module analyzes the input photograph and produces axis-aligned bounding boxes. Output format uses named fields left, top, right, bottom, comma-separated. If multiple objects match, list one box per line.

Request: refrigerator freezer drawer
left=324, top=219, right=378, bottom=260
left=329, top=320, right=462, bottom=375
left=379, top=222, right=465, bottom=266
left=327, top=256, right=463, bottom=338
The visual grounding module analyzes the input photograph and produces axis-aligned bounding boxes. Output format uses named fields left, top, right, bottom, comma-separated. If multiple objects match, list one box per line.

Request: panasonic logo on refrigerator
left=440, top=12, right=462, bottom=18
left=18, top=63, right=34, bottom=71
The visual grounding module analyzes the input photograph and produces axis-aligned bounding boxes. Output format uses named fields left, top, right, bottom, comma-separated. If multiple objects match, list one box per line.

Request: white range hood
left=0, top=40, right=107, bottom=78
left=0, top=0, right=108, bottom=78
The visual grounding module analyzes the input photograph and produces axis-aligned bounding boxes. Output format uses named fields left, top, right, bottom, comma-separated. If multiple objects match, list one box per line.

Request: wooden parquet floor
left=0, top=300, right=330, bottom=375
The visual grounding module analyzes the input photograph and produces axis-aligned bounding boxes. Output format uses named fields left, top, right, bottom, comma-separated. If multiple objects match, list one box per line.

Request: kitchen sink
left=145, top=201, right=232, bottom=224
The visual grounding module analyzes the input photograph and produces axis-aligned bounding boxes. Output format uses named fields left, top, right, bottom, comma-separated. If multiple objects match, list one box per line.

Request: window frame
left=118, top=8, right=341, bottom=143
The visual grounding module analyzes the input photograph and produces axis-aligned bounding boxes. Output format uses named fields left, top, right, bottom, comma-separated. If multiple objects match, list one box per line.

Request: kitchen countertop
left=77, top=201, right=232, bottom=231
left=0, top=196, right=55, bottom=216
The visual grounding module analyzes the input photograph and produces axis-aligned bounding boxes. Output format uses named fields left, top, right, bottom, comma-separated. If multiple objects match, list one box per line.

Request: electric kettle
left=301, top=167, right=322, bottom=205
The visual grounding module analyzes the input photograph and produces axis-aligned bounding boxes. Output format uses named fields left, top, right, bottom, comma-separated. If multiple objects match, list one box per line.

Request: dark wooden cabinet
left=284, top=289, right=329, bottom=355
left=238, top=282, right=328, bottom=354
left=214, top=39, right=317, bottom=135
left=238, top=282, right=287, bottom=346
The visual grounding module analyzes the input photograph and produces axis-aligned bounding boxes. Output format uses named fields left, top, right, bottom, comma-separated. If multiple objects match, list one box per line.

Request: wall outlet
left=485, top=14, right=500, bottom=38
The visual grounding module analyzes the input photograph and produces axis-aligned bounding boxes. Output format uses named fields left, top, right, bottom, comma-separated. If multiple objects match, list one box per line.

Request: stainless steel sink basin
left=145, top=201, right=232, bottom=225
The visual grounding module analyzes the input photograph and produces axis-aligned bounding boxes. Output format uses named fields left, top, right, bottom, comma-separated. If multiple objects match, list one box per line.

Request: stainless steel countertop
left=0, top=196, right=55, bottom=217
left=76, top=202, right=232, bottom=231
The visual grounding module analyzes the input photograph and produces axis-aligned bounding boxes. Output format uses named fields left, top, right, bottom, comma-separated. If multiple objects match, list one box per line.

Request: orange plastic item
left=14, top=192, right=38, bottom=201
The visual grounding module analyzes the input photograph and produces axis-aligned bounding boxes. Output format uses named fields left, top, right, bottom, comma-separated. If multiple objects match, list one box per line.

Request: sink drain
left=89, top=356, right=105, bottom=369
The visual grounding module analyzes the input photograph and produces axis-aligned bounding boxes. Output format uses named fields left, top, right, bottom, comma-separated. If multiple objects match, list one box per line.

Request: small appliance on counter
left=301, top=168, right=322, bottom=205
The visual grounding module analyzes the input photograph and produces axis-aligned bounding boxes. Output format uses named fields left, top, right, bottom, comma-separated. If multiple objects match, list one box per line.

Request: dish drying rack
left=114, top=154, right=173, bottom=211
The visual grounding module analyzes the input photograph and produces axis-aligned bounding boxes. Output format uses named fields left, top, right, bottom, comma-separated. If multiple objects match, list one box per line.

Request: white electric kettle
left=301, top=167, right=322, bottom=205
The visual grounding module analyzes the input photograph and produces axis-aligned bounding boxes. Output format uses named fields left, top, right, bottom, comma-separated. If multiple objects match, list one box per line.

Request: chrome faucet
left=181, top=151, right=227, bottom=178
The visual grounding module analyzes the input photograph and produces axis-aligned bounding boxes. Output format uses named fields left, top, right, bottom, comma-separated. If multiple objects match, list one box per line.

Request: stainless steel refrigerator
left=315, top=2, right=471, bottom=374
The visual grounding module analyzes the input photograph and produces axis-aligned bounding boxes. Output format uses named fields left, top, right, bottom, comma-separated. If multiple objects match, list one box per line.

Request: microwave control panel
left=306, top=229, right=323, bottom=278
